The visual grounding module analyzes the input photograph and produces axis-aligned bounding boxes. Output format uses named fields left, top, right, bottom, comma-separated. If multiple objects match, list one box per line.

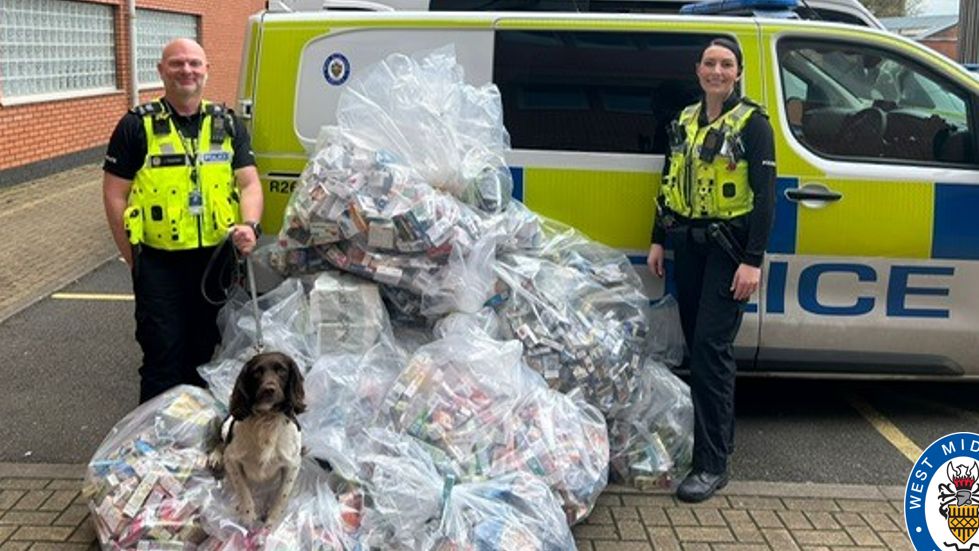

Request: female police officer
left=647, top=38, right=775, bottom=503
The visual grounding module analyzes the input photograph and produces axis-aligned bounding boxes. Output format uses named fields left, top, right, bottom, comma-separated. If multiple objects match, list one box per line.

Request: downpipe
left=128, top=0, right=138, bottom=108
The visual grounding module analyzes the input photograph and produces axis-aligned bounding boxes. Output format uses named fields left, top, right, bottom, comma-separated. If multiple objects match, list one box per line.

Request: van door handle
left=784, top=184, right=843, bottom=205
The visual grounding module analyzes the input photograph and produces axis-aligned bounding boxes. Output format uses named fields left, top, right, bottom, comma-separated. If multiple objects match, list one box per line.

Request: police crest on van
left=323, top=52, right=350, bottom=86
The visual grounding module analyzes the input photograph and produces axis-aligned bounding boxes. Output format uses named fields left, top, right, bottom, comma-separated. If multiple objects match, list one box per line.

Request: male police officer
left=103, top=39, right=263, bottom=403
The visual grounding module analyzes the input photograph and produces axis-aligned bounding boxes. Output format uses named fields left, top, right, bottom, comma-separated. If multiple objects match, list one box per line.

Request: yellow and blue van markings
left=798, top=179, right=932, bottom=259
left=762, top=176, right=967, bottom=319
left=768, top=177, right=979, bottom=261
left=522, top=168, right=656, bottom=251
left=768, top=177, right=798, bottom=254
left=510, top=167, right=524, bottom=202
left=933, top=183, right=979, bottom=260
left=510, top=166, right=653, bottom=248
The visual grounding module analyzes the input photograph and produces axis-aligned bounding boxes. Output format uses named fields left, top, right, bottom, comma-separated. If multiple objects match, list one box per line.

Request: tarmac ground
left=0, top=165, right=928, bottom=550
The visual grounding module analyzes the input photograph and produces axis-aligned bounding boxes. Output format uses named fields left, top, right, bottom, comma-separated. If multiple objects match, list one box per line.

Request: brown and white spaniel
left=210, top=351, right=306, bottom=527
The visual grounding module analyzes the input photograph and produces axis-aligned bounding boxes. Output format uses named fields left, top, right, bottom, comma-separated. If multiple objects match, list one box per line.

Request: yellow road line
left=847, top=394, right=922, bottom=463
left=51, top=292, right=134, bottom=301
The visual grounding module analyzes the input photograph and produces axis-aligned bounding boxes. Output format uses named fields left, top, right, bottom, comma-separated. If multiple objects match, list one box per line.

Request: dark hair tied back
left=707, top=37, right=744, bottom=75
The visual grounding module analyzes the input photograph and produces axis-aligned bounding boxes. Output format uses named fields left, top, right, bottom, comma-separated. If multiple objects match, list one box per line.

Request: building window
left=136, top=8, right=199, bottom=88
left=0, top=0, right=116, bottom=99
left=494, top=31, right=716, bottom=154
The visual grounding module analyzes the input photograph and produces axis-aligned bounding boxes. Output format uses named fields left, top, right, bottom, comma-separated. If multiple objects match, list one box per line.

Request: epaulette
left=740, top=97, right=768, bottom=117
left=681, top=103, right=700, bottom=118
left=131, top=101, right=171, bottom=136
left=130, top=101, right=165, bottom=117
left=677, top=103, right=700, bottom=126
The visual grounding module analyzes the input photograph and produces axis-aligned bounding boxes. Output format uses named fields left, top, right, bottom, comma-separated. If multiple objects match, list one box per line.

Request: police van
left=239, top=0, right=979, bottom=378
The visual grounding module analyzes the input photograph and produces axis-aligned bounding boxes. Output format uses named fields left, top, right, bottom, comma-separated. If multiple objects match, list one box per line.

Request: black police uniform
left=652, top=93, right=776, bottom=476
left=104, top=99, right=256, bottom=403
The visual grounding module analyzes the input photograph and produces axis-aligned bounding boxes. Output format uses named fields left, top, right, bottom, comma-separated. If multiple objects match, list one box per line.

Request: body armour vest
left=662, top=99, right=758, bottom=220
left=124, top=100, right=239, bottom=250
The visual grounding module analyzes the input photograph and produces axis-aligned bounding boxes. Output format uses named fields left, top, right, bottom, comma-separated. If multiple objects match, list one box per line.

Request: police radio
left=699, top=128, right=724, bottom=162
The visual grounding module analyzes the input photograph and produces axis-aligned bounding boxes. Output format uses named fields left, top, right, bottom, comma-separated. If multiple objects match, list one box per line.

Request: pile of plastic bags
left=86, top=45, right=693, bottom=550
left=87, top=387, right=219, bottom=548
left=379, top=331, right=608, bottom=524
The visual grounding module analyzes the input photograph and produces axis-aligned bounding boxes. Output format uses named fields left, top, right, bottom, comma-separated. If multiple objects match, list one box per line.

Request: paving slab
left=0, top=462, right=911, bottom=550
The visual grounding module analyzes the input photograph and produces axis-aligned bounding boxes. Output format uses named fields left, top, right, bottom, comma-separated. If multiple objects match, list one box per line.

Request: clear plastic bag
left=308, top=271, right=391, bottom=356
left=646, top=295, right=686, bottom=368
left=487, top=387, right=609, bottom=525
left=271, top=127, right=496, bottom=319
left=196, top=458, right=351, bottom=551
left=259, top=241, right=335, bottom=280
left=266, top=46, right=517, bottom=316
left=391, top=321, right=435, bottom=355
left=197, top=358, right=245, bottom=413
left=301, top=339, right=407, bottom=480
left=421, top=229, right=501, bottom=316
left=433, top=307, right=502, bottom=340
left=484, top=200, right=544, bottom=254
left=381, top=330, right=607, bottom=523
left=356, top=429, right=446, bottom=550
left=85, top=386, right=222, bottom=549
left=336, top=45, right=512, bottom=211
left=215, top=277, right=314, bottom=365
left=493, top=252, right=648, bottom=415
left=535, top=217, right=644, bottom=291
left=433, top=472, right=576, bottom=551
left=608, top=359, right=694, bottom=490
left=380, top=332, right=542, bottom=471
left=200, top=278, right=314, bottom=408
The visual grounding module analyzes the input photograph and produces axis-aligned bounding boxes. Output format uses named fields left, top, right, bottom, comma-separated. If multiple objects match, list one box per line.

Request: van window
left=494, top=31, right=716, bottom=154
left=778, top=38, right=977, bottom=166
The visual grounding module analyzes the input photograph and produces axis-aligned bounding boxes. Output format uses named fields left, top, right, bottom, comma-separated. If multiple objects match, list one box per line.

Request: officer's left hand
left=231, top=224, right=257, bottom=256
left=730, top=263, right=761, bottom=301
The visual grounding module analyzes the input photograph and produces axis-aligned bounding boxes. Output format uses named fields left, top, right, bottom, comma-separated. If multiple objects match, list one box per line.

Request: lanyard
left=164, top=102, right=205, bottom=188
left=163, top=102, right=207, bottom=216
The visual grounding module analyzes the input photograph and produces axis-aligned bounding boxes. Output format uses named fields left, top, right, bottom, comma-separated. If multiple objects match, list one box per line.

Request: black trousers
left=131, top=245, right=231, bottom=403
left=671, top=226, right=746, bottom=475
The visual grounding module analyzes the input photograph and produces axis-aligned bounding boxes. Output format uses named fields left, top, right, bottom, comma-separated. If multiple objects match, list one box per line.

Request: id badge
left=189, top=189, right=203, bottom=216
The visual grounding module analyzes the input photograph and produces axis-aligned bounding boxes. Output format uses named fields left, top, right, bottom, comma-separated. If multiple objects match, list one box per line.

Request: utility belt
left=663, top=209, right=746, bottom=264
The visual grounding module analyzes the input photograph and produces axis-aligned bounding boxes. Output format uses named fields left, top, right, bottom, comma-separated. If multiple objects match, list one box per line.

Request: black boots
left=677, top=470, right=729, bottom=503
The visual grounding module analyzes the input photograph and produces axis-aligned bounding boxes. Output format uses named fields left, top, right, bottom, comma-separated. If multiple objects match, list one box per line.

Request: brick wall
left=920, top=39, right=958, bottom=59
left=920, top=24, right=959, bottom=60
left=0, top=0, right=264, bottom=180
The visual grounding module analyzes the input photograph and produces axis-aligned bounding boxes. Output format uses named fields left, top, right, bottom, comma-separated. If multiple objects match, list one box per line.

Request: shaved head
left=161, top=38, right=207, bottom=64
left=158, top=38, right=209, bottom=112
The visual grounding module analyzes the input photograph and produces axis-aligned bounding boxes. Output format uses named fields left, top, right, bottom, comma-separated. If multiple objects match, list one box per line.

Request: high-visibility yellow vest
left=662, top=100, right=758, bottom=219
left=123, top=100, right=239, bottom=250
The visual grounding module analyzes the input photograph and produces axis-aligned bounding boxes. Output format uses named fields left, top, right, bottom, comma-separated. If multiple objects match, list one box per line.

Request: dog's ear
left=283, top=357, right=306, bottom=415
left=229, top=358, right=255, bottom=420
